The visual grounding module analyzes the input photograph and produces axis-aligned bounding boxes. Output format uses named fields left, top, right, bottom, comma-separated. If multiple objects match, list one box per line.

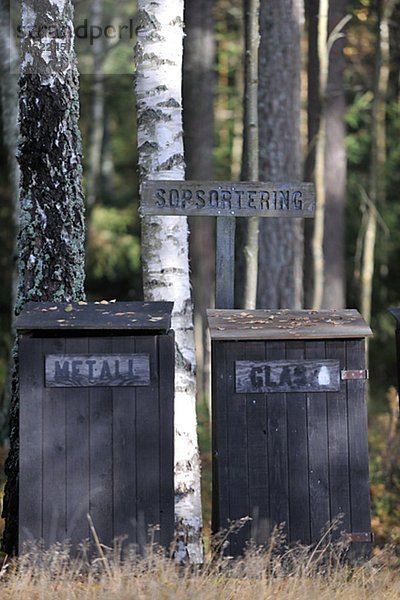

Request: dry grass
left=1, top=528, right=400, bottom=600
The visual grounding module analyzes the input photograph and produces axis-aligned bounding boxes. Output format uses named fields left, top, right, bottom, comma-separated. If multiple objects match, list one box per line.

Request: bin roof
left=15, top=301, right=173, bottom=332
left=207, top=309, right=372, bottom=340
left=389, top=308, right=400, bottom=325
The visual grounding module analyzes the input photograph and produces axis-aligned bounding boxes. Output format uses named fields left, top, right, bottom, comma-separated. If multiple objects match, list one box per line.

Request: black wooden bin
left=389, top=308, right=400, bottom=395
left=208, top=309, right=373, bottom=557
left=16, top=301, right=174, bottom=553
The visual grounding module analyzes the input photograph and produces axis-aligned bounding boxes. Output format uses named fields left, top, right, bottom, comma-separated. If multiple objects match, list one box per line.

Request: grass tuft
left=1, top=525, right=400, bottom=599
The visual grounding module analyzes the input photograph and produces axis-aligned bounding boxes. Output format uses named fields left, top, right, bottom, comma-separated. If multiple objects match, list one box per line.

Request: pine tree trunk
left=1, top=0, right=85, bottom=555
left=257, top=0, right=303, bottom=309
left=243, top=0, right=260, bottom=310
left=322, top=0, right=348, bottom=309
left=0, top=0, right=20, bottom=439
left=183, top=0, right=215, bottom=408
left=136, top=0, right=203, bottom=563
left=304, top=0, right=320, bottom=307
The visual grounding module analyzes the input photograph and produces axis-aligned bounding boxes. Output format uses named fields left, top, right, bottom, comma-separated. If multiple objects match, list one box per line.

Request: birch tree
left=1, top=0, right=85, bottom=555
left=136, top=1, right=203, bottom=563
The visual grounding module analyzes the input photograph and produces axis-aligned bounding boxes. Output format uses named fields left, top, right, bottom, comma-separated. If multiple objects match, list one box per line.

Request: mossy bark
left=1, top=0, right=85, bottom=555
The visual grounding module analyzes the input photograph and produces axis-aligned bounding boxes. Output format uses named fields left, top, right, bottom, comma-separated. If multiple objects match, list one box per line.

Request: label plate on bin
left=235, top=359, right=340, bottom=393
left=45, top=354, right=150, bottom=387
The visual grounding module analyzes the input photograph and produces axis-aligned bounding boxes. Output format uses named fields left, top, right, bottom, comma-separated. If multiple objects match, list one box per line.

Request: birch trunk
left=136, top=1, right=203, bottom=563
left=1, top=0, right=85, bottom=555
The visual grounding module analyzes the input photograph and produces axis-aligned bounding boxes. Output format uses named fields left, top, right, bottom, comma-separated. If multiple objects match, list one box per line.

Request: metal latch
left=341, top=370, right=369, bottom=381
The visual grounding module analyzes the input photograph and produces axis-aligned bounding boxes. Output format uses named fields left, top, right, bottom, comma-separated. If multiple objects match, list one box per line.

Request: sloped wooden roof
left=15, top=301, right=173, bottom=332
left=207, top=309, right=372, bottom=340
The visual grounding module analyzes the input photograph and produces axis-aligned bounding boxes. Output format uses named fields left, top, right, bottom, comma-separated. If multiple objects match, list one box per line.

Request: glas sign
left=235, top=360, right=341, bottom=394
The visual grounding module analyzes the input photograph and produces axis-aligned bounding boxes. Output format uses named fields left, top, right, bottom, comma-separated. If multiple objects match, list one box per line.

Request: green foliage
left=86, top=205, right=141, bottom=300
left=214, top=0, right=243, bottom=179
left=369, top=388, right=400, bottom=545
left=344, top=2, right=400, bottom=407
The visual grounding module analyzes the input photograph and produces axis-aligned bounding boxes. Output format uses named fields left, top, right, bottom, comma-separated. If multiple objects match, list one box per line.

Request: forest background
left=0, top=0, right=400, bottom=549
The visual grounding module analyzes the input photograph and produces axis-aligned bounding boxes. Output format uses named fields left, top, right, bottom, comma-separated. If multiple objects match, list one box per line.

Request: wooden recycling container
left=16, top=301, right=174, bottom=554
left=208, top=309, right=373, bottom=557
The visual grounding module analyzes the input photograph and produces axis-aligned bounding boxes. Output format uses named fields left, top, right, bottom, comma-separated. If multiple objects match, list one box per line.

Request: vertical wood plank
left=245, top=341, right=270, bottom=546
left=135, top=335, right=160, bottom=551
left=88, top=337, right=113, bottom=549
left=19, top=337, right=43, bottom=549
left=65, top=337, right=90, bottom=550
left=325, top=340, right=351, bottom=538
left=212, top=341, right=230, bottom=539
left=112, top=336, right=137, bottom=549
left=306, top=341, right=330, bottom=543
left=215, top=217, right=236, bottom=308
left=346, top=338, right=372, bottom=558
left=265, top=340, right=289, bottom=537
left=286, top=340, right=310, bottom=545
left=226, top=341, right=250, bottom=555
left=42, top=337, right=67, bottom=547
left=158, top=332, right=175, bottom=550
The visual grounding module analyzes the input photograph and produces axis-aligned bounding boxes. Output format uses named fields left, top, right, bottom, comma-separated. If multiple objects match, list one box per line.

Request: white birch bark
left=136, top=0, right=203, bottom=563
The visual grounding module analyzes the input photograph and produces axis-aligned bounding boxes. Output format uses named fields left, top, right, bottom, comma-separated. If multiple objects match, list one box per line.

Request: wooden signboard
left=45, top=354, right=150, bottom=387
left=140, top=180, right=316, bottom=308
left=141, top=180, right=315, bottom=218
left=235, top=359, right=340, bottom=393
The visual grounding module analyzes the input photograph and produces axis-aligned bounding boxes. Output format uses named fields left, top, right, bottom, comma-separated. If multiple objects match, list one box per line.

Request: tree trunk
left=311, top=0, right=328, bottom=309
left=243, top=0, right=260, bottom=309
left=136, top=0, right=203, bottom=563
left=360, top=0, right=392, bottom=327
left=388, top=0, right=400, bottom=101
left=257, top=0, right=303, bottom=309
left=0, top=0, right=20, bottom=440
left=304, top=0, right=320, bottom=307
left=1, top=0, right=86, bottom=555
left=322, top=0, right=348, bottom=309
left=183, top=0, right=215, bottom=408
left=86, top=0, right=105, bottom=209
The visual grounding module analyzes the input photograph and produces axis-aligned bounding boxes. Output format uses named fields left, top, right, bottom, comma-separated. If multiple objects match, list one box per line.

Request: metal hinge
left=345, top=532, right=374, bottom=543
left=341, top=370, right=369, bottom=381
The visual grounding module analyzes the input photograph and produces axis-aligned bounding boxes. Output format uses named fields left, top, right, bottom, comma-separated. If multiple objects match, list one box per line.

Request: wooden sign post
left=141, top=180, right=315, bottom=308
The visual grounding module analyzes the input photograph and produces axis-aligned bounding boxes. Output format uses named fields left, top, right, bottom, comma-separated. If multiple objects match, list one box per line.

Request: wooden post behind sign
left=141, top=180, right=315, bottom=308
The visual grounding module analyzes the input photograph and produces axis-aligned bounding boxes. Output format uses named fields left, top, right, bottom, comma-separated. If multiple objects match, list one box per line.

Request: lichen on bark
left=1, top=0, right=85, bottom=555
